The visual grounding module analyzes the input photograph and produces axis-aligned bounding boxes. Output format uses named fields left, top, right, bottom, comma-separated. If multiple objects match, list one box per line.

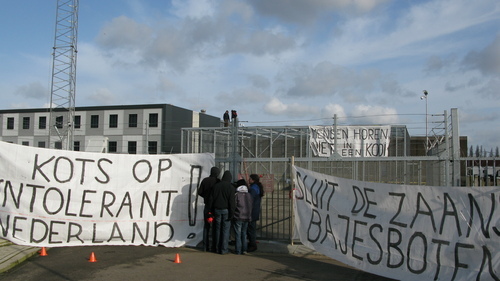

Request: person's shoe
left=247, top=246, right=257, bottom=252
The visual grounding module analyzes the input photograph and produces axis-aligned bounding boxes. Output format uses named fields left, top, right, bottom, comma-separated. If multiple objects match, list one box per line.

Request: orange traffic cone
left=174, top=253, right=182, bottom=263
left=88, top=252, right=97, bottom=262
left=39, top=247, right=48, bottom=256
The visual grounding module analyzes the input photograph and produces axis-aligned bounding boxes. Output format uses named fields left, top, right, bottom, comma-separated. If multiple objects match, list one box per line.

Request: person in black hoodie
left=197, top=166, right=220, bottom=252
left=207, top=170, right=235, bottom=254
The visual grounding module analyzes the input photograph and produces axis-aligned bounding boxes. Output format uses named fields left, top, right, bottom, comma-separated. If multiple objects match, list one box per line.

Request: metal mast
left=48, top=0, right=79, bottom=150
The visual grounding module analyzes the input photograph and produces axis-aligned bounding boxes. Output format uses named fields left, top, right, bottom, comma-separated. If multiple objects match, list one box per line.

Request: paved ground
left=0, top=239, right=395, bottom=280
left=0, top=239, right=40, bottom=273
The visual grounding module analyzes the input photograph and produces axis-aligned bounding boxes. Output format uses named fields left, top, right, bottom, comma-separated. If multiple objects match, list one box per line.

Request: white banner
left=293, top=166, right=499, bottom=281
left=309, top=125, right=391, bottom=157
left=0, top=141, right=214, bottom=248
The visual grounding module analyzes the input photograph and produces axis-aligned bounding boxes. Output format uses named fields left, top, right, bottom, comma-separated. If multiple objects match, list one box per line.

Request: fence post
left=290, top=156, right=295, bottom=245
left=230, top=117, right=239, bottom=178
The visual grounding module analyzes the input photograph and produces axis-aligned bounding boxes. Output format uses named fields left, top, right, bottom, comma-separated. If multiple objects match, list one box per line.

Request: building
left=0, top=104, right=220, bottom=154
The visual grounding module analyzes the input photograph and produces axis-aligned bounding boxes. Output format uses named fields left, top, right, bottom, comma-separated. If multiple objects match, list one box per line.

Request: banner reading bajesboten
left=0, top=141, right=213, bottom=248
left=293, top=166, right=499, bottom=281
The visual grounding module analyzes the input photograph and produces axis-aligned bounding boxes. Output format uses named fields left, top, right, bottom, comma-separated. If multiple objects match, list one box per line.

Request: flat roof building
left=0, top=104, right=220, bottom=154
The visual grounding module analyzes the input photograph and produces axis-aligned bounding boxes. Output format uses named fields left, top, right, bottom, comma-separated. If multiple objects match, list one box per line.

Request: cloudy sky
left=0, top=0, right=499, bottom=151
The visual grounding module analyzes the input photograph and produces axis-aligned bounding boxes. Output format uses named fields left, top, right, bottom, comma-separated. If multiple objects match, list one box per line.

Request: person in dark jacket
left=197, top=166, right=220, bottom=252
left=232, top=179, right=253, bottom=254
left=207, top=170, right=235, bottom=254
left=247, top=174, right=264, bottom=252
left=223, top=110, right=230, bottom=127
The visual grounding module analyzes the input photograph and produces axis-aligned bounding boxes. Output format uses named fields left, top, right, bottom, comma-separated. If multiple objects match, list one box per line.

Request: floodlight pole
left=421, top=90, right=429, bottom=154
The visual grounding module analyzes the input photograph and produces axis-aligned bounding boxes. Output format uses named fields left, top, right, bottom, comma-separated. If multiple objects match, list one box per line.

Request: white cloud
left=87, top=88, right=117, bottom=105
left=96, top=16, right=152, bottom=50
left=351, top=105, right=399, bottom=125
left=321, top=103, right=347, bottom=124
left=171, top=0, right=216, bottom=19
left=263, top=97, right=318, bottom=117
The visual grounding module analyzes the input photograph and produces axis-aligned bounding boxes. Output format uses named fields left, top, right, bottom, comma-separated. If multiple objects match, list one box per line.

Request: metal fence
left=181, top=113, right=498, bottom=242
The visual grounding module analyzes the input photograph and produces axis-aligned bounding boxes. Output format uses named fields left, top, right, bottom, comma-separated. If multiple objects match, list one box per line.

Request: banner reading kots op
left=0, top=141, right=213, bottom=248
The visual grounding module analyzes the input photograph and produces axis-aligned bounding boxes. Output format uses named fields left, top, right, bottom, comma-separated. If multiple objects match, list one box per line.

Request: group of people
left=223, top=110, right=238, bottom=127
left=198, top=167, right=264, bottom=255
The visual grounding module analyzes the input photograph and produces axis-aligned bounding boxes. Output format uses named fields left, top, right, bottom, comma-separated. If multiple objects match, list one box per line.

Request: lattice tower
left=48, top=0, right=79, bottom=150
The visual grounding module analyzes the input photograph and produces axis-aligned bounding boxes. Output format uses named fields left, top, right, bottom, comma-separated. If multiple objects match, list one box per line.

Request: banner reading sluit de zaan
left=0, top=141, right=213, bottom=248
left=293, top=166, right=499, bottom=281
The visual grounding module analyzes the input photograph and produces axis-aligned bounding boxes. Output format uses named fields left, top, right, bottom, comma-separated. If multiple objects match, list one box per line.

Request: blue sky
left=0, top=0, right=499, bottom=152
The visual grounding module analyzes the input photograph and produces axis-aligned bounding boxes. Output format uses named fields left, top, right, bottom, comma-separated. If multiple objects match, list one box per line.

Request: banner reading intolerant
left=0, top=141, right=214, bottom=248
left=309, top=125, right=391, bottom=157
left=293, top=166, right=499, bottom=281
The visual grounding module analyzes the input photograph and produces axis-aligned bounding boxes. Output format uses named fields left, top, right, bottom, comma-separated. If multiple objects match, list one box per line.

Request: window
left=108, top=141, right=118, bottom=153
left=90, top=115, right=99, bottom=128
left=55, top=142, right=62, bottom=149
left=38, top=141, right=45, bottom=148
left=22, top=141, right=29, bottom=146
left=22, top=117, right=30, bottom=129
left=74, top=115, right=81, bottom=129
left=148, top=141, right=158, bottom=154
left=109, top=114, right=118, bottom=128
left=149, top=113, right=158, bottom=127
left=39, top=116, right=47, bottom=129
left=129, top=114, right=138, bottom=128
left=7, top=117, right=14, bottom=130
left=56, top=116, right=63, bottom=129
left=128, top=141, right=137, bottom=154
left=74, top=141, right=80, bottom=151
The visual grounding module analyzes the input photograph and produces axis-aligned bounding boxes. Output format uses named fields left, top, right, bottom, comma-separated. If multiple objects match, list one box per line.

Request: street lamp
left=421, top=90, right=428, bottom=153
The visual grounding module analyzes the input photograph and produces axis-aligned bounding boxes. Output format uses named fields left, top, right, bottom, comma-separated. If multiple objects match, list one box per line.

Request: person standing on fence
left=223, top=110, right=230, bottom=127
left=207, top=170, right=235, bottom=255
left=198, top=166, right=220, bottom=252
left=232, top=179, right=253, bottom=254
left=247, top=174, right=264, bottom=252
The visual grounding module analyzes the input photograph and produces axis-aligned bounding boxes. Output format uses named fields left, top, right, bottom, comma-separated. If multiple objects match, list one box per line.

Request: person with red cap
left=198, top=166, right=220, bottom=252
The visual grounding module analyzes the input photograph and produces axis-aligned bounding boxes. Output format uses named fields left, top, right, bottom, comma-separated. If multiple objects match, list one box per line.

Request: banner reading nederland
left=293, top=166, right=499, bottom=281
left=0, top=141, right=213, bottom=248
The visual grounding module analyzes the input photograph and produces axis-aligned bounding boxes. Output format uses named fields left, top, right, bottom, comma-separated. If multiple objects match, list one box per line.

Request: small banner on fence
left=0, top=141, right=214, bottom=247
left=293, top=166, right=499, bottom=281
left=309, top=125, right=391, bottom=157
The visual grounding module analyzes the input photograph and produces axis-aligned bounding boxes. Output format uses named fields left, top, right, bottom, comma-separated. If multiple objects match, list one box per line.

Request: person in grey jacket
left=232, top=179, right=253, bottom=254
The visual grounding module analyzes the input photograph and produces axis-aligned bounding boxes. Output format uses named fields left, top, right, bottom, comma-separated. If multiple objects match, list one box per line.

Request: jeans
left=213, top=209, right=230, bottom=254
left=232, top=220, right=249, bottom=254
